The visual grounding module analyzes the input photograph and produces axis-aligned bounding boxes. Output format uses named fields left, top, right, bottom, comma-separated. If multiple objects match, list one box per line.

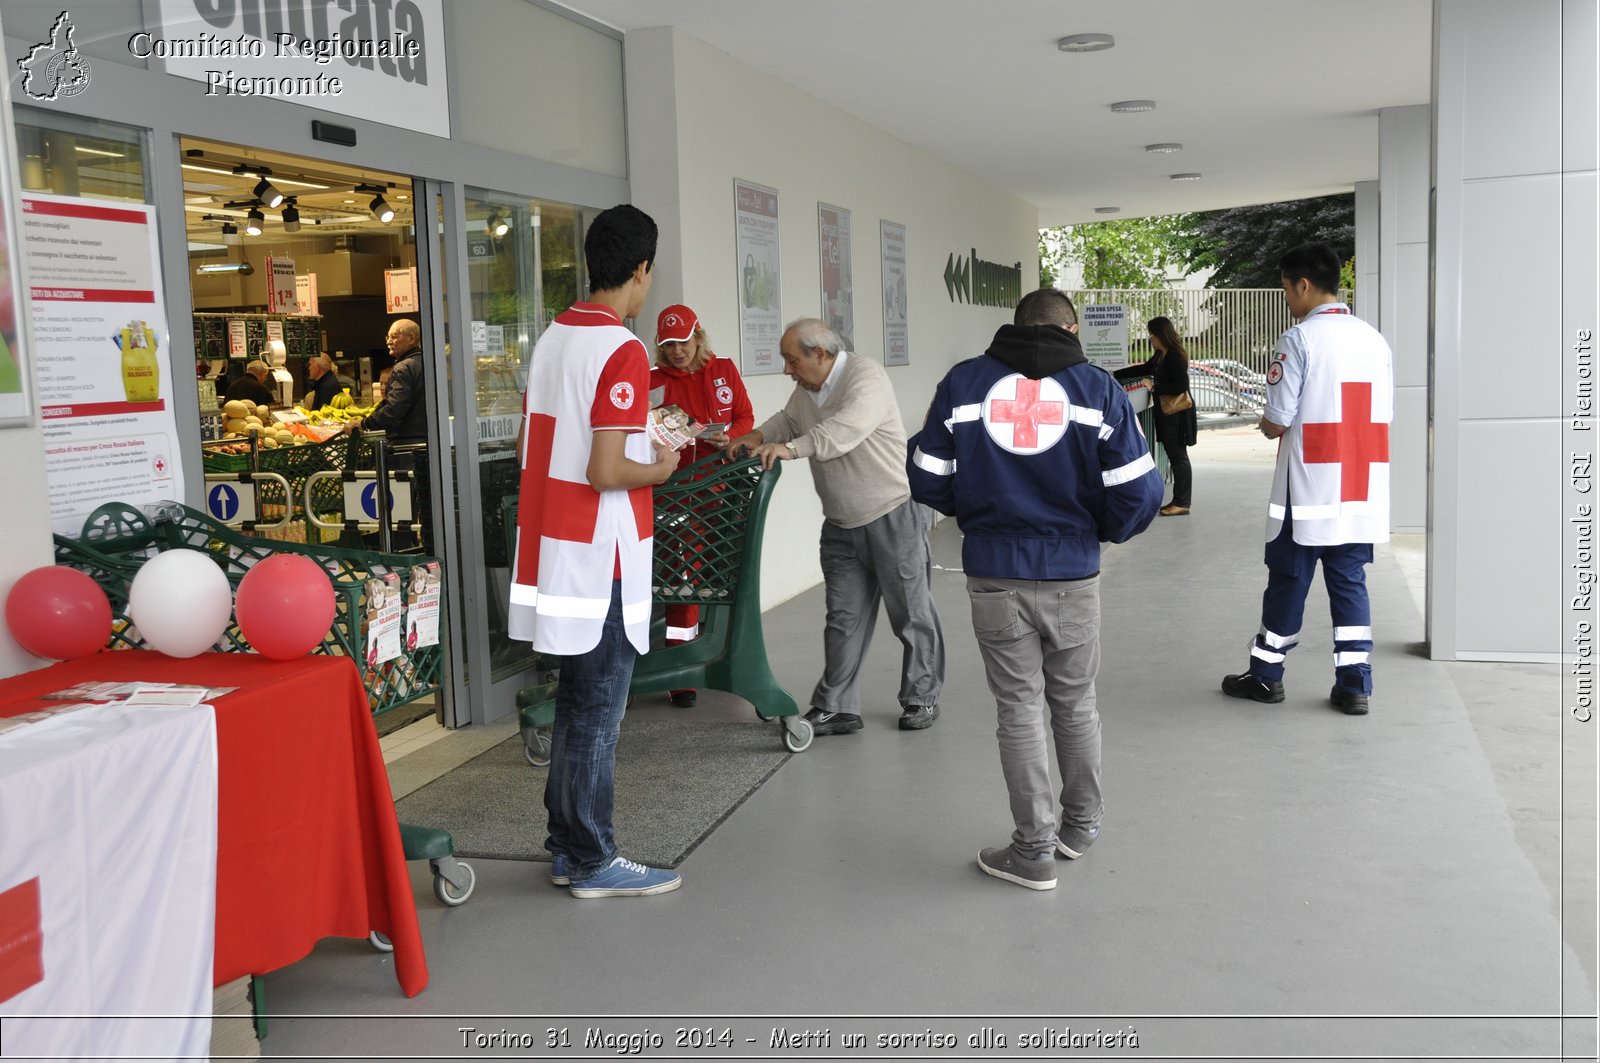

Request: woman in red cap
left=651, top=304, right=755, bottom=707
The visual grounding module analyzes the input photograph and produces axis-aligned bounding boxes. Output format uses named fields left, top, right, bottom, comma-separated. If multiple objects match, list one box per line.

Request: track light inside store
left=245, top=206, right=265, bottom=236
left=221, top=222, right=240, bottom=245
left=252, top=177, right=284, bottom=209
left=370, top=194, right=394, bottom=223
left=196, top=260, right=254, bottom=275
left=281, top=200, right=300, bottom=233
left=487, top=211, right=509, bottom=237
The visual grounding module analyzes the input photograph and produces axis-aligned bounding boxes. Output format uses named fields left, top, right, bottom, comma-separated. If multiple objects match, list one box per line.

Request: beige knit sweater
left=755, top=354, right=911, bottom=529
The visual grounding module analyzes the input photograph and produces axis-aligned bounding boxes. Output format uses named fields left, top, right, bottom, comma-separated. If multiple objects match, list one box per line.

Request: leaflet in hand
left=646, top=404, right=710, bottom=451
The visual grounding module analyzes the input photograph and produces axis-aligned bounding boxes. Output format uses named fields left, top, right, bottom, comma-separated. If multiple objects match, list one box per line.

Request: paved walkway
left=261, top=433, right=1591, bottom=1061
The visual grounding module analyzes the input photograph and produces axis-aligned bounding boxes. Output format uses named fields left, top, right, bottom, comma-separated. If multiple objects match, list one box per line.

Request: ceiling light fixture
left=1169, top=172, right=1203, bottom=181
left=1093, top=207, right=1122, bottom=214
left=196, top=260, right=254, bottom=276
left=179, top=161, right=330, bottom=190
left=1109, top=99, right=1156, bottom=113
left=221, top=222, right=240, bottom=245
left=281, top=200, right=300, bottom=233
left=244, top=206, right=265, bottom=236
left=73, top=145, right=126, bottom=159
left=1145, top=142, right=1183, bottom=153
left=487, top=211, right=509, bottom=237
left=369, top=194, right=394, bottom=224
left=1056, top=32, right=1114, bottom=52
left=252, top=177, right=284, bottom=209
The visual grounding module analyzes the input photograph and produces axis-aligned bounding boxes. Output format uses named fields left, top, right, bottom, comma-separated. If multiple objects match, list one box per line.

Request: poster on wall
left=20, top=192, right=183, bottom=533
left=880, top=220, right=908, bottom=367
left=817, top=203, right=853, bottom=350
left=734, top=179, right=782, bottom=375
left=1080, top=303, right=1130, bottom=370
left=0, top=6, right=35, bottom=427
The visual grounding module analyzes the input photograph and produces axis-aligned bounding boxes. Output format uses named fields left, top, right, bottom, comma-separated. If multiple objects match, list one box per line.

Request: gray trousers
left=967, top=575, right=1102, bottom=859
left=812, top=499, right=945, bottom=716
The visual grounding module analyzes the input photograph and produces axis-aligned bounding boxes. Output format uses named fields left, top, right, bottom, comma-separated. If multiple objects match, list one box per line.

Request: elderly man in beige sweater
left=729, top=318, right=945, bottom=735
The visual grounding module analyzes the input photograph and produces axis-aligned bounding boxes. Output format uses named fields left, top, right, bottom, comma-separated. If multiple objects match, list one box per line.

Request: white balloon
left=127, top=548, right=234, bottom=658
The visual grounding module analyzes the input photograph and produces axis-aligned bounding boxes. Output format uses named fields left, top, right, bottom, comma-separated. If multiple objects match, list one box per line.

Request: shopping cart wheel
left=524, top=728, right=552, bottom=767
left=431, top=857, right=476, bottom=906
left=368, top=931, right=393, bottom=953
left=780, top=715, right=813, bottom=753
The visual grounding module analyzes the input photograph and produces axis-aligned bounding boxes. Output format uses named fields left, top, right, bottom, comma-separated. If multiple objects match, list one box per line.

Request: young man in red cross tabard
left=1222, top=243, right=1394, bottom=715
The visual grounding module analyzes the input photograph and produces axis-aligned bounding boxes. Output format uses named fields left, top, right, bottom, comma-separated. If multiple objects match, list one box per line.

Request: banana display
left=215, top=388, right=375, bottom=450
left=297, top=389, right=377, bottom=426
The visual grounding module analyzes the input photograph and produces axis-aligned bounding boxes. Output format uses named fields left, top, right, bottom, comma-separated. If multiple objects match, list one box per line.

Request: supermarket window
left=13, top=106, right=151, bottom=204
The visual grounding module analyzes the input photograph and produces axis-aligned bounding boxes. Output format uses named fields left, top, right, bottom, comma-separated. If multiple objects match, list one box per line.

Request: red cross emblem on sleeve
left=1301, top=381, right=1389, bottom=501
left=984, top=374, right=1067, bottom=454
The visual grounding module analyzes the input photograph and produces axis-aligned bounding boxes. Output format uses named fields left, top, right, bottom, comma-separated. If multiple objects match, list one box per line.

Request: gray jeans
left=812, top=500, right=945, bottom=716
left=967, top=575, right=1102, bottom=859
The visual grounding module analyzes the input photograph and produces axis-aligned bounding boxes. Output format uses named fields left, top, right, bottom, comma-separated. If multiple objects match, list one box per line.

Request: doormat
left=394, top=712, right=792, bottom=868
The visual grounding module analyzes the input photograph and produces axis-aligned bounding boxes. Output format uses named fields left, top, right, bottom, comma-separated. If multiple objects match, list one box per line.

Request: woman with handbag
left=1115, top=316, right=1196, bottom=515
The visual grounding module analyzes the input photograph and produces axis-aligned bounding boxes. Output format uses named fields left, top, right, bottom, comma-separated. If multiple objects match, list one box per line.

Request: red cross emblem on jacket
left=1302, top=381, right=1389, bottom=501
left=984, top=374, right=1067, bottom=454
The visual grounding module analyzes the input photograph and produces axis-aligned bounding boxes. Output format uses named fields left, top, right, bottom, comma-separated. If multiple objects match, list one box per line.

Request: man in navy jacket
left=907, top=288, right=1162, bottom=890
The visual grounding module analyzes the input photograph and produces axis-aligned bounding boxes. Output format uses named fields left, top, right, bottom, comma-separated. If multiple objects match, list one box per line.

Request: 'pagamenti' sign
left=944, top=248, right=1021, bottom=308
left=146, top=0, right=449, bottom=138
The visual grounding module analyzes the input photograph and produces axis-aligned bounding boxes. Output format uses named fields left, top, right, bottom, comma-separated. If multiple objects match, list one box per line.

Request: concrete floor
left=260, top=430, right=1595, bottom=1061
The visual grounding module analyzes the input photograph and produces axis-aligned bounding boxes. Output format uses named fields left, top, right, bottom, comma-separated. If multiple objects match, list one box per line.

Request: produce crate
left=54, top=500, right=443, bottom=718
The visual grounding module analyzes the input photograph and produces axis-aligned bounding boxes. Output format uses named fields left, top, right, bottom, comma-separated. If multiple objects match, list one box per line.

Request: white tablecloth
left=0, top=701, right=218, bottom=1061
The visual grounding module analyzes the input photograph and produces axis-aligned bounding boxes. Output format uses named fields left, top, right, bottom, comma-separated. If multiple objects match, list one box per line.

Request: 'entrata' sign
left=147, top=0, right=449, bottom=138
left=944, top=249, right=1022, bottom=309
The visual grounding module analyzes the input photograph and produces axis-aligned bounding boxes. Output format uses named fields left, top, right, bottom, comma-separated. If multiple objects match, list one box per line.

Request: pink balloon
left=5, top=566, right=112, bottom=660
left=235, top=554, right=336, bottom=660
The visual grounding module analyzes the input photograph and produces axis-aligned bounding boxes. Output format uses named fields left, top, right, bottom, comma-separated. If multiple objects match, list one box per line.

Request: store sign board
left=1080, top=304, right=1130, bottom=370
left=295, top=273, right=318, bottom=315
left=485, top=325, right=504, bottom=353
left=149, top=0, right=451, bottom=139
left=264, top=254, right=296, bottom=314
left=20, top=193, right=185, bottom=532
left=384, top=267, right=418, bottom=314
left=228, top=319, right=248, bottom=358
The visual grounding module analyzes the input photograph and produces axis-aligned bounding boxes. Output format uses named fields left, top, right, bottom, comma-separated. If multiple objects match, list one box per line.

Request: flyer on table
left=20, top=192, right=183, bottom=532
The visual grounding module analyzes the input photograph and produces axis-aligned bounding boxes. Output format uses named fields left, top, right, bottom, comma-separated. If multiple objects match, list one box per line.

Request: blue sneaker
left=568, top=856, right=681, bottom=899
left=548, top=855, right=570, bottom=886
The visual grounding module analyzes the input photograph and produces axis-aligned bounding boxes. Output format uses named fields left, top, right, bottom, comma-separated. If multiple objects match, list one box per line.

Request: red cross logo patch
left=983, top=373, right=1067, bottom=454
left=609, top=382, right=635, bottom=410
left=716, top=385, right=734, bottom=406
left=1302, top=381, right=1389, bottom=502
left=1267, top=362, right=1283, bottom=386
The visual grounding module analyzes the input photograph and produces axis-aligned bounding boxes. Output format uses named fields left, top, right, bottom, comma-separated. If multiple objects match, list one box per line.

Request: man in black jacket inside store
left=353, top=319, right=427, bottom=444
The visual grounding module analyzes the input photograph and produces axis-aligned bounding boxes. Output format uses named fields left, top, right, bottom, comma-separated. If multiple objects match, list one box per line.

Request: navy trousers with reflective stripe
left=1248, top=515, right=1375, bottom=695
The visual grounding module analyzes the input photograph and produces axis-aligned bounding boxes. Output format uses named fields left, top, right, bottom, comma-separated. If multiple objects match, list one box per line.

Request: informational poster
left=264, top=254, right=296, bottom=314
left=1081, top=303, right=1130, bottom=370
left=470, top=320, right=487, bottom=354
left=384, top=267, right=419, bottom=314
left=818, top=203, right=853, bottom=350
left=0, top=11, right=34, bottom=428
left=734, top=179, right=782, bottom=375
left=406, top=563, right=442, bottom=650
left=880, top=220, right=908, bottom=367
left=365, top=573, right=403, bottom=666
left=294, top=273, right=318, bottom=315
left=485, top=325, right=505, bottom=353
left=227, top=319, right=247, bottom=358
left=20, top=192, right=183, bottom=532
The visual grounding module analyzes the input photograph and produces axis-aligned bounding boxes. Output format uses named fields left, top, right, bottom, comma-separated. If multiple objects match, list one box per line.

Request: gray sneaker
left=977, top=846, right=1057, bottom=891
left=1056, top=823, right=1099, bottom=859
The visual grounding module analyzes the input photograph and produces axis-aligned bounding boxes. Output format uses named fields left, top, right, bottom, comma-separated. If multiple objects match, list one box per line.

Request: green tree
left=1039, top=215, right=1196, bottom=290
left=1181, top=193, right=1354, bottom=288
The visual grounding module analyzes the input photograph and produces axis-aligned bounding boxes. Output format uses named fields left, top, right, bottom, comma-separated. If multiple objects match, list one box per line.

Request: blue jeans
left=543, top=581, right=638, bottom=880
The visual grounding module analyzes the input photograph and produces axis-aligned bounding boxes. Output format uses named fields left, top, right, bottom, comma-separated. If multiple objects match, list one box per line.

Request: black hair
left=585, top=204, right=658, bottom=292
left=1014, top=287, right=1078, bottom=327
left=1147, top=316, right=1188, bottom=361
left=1278, top=242, right=1342, bottom=296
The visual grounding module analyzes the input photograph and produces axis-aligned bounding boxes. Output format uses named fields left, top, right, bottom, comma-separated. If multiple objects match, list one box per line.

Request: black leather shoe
left=1221, top=673, right=1285, bottom=703
left=669, top=689, right=697, bottom=708
left=1329, top=687, right=1370, bottom=715
left=898, top=704, right=940, bottom=730
left=804, top=707, right=862, bottom=735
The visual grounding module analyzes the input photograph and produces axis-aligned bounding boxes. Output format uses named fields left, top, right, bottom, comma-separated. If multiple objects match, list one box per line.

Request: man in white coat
left=1222, top=243, right=1393, bottom=715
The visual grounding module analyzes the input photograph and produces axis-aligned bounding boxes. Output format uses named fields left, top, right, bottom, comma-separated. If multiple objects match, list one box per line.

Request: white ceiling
left=555, top=0, right=1433, bottom=225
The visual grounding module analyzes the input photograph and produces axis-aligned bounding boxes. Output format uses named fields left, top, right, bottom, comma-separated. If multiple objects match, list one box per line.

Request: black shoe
left=669, top=689, right=697, bottom=708
left=898, top=704, right=940, bottom=730
left=1221, top=672, right=1285, bottom=703
left=1329, top=686, right=1370, bottom=715
left=804, top=707, right=862, bottom=735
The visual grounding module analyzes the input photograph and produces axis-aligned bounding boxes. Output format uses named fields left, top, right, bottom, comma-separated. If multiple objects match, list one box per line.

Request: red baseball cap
left=655, top=304, right=699, bottom=345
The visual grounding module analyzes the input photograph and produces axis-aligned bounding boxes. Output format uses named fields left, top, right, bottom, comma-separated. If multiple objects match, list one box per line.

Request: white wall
left=1430, top=0, right=1597, bottom=661
left=625, top=27, right=1038, bottom=609
left=1378, top=106, right=1430, bottom=535
left=0, top=422, right=57, bottom=676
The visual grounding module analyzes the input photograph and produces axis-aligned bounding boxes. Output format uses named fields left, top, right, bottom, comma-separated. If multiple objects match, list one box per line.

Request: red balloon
left=235, top=554, right=336, bottom=660
left=5, top=566, right=112, bottom=661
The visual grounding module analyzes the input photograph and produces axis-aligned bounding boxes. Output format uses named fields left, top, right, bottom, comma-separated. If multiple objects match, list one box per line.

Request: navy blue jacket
left=906, top=324, right=1163, bottom=580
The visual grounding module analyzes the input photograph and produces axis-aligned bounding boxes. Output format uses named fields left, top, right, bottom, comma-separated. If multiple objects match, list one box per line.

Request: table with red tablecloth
left=0, top=651, right=428, bottom=998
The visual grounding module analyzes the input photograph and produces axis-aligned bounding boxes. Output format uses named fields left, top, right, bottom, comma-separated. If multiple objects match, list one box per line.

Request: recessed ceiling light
left=1145, top=143, right=1183, bottom=153
left=1109, top=100, right=1156, bottom=113
left=1170, top=172, right=1203, bottom=181
left=1094, top=206, right=1121, bottom=214
left=395, top=194, right=409, bottom=201
left=1056, top=32, right=1114, bottom=53
left=343, top=198, right=356, bottom=204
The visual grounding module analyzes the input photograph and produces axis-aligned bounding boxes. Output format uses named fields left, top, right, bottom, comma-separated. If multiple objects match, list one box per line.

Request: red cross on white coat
left=1302, top=381, right=1389, bottom=502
